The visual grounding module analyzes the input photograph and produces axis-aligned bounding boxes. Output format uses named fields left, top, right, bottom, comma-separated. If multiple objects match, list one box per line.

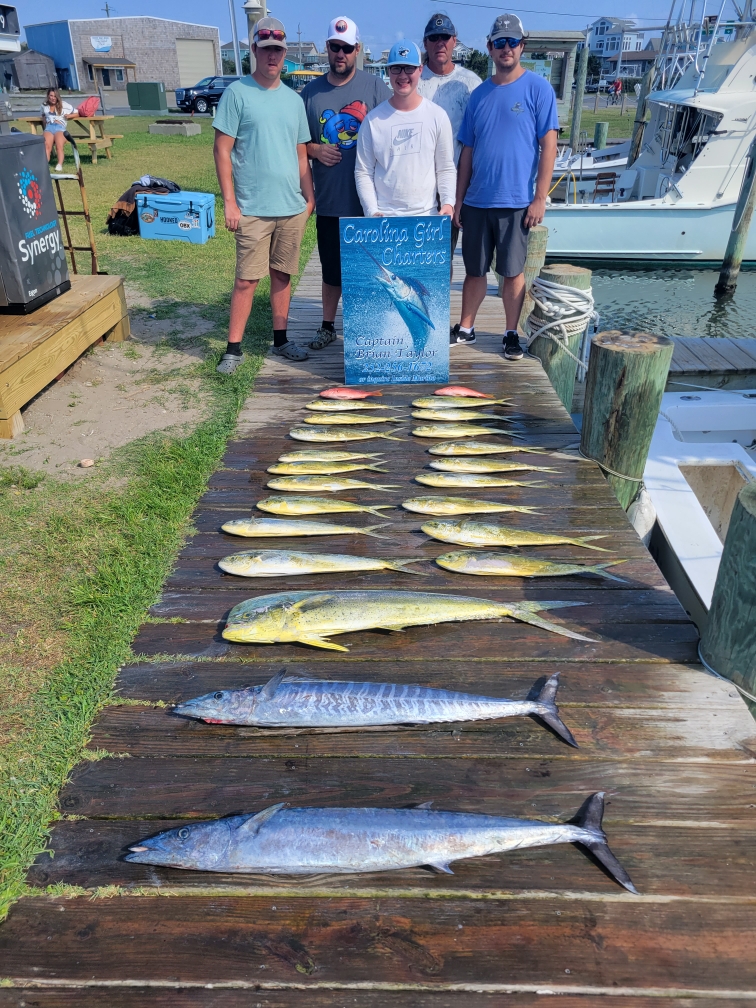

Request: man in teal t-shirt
left=213, top=17, right=315, bottom=372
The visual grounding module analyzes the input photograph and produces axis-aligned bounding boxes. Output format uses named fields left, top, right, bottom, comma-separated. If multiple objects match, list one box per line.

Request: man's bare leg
left=270, top=268, right=292, bottom=330
left=228, top=277, right=259, bottom=344
left=322, top=281, right=341, bottom=324
left=502, top=272, right=526, bottom=360
left=459, top=275, right=488, bottom=329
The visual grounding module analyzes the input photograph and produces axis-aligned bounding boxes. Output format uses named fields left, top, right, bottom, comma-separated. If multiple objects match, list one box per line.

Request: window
left=636, top=41, right=642, bottom=49
left=596, top=24, right=605, bottom=34
left=115, top=68, right=123, bottom=81
left=596, top=40, right=604, bottom=50
left=88, top=63, right=94, bottom=81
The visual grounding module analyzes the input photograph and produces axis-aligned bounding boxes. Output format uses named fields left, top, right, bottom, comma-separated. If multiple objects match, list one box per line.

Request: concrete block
left=148, top=122, right=201, bottom=136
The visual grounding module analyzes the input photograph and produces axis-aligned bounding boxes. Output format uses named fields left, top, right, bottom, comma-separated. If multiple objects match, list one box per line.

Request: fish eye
left=178, top=827, right=190, bottom=840
left=214, top=692, right=223, bottom=700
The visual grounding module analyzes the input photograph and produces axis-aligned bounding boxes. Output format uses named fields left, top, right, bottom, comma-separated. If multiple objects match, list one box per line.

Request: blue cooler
left=137, top=191, right=215, bottom=244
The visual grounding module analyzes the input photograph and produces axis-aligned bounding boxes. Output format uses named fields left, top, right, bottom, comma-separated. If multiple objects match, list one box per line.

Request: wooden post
left=629, top=66, right=653, bottom=166
left=569, top=44, right=589, bottom=152
left=581, top=330, right=673, bottom=510
left=528, top=263, right=591, bottom=411
left=594, top=88, right=600, bottom=113
left=700, top=482, right=756, bottom=707
left=714, top=134, right=756, bottom=298
left=593, top=121, right=608, bottom=152
left=512, top=225, right=549, bottom=330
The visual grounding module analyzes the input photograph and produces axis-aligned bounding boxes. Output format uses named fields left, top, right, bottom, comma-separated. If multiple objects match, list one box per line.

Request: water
left=591, top=267, right=756, bottom=338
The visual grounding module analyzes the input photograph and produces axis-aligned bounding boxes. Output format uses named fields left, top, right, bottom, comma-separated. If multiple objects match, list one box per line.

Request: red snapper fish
left=320, top=388, right=383, bottom=400
left=434, top=386, right=494, bottom=399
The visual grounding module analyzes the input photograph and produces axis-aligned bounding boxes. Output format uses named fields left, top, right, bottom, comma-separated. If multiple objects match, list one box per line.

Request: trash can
left=136, top=191, right=215, bottom=244
left=127, top=82, right=168, bottom=112
left=0, top=133, right=70, bottom=314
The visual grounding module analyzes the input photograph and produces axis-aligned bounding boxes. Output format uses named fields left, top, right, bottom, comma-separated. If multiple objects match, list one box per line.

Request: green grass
left=0, top=117, right=317, bottom=918
left=569, top=103, right=637, bottom=141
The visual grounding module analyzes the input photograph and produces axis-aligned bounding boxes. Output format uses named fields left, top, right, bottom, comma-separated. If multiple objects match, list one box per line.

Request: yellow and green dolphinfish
left=415, top=473, right=546, bottom=489
left=267, top=462, right=389, bottom=475
left=267, top=476, right=400, bottom=493
left=429, top=441, right=543, bottom=455
left=257, top=496, right=394, bottom=518
left=429, top=459, right=558, bottom=474
left=305, top=400, right=394, bottom=412
left=435, top=551, right=628, bottom=580
left=278, top=450, right=386, bottom=462
left=219, top=549, right=426, bottom=577
left=222, top=517, right=391, bottom=539
left=411, top=408, right=516, bottom=422
left=401, top=496, right=540, bottom=517
left=421, top=518, right=610, bottom=551
left=412, top=396, right=513, bottom=409
left=289, top=427, right=405, bottom=443
left=304, top=414, right=404, bottom=426
left=412, top=424, right=521, bottom=439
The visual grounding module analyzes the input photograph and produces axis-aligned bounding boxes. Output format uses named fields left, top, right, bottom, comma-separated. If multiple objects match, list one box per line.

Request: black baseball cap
left=423, top=12, right=457, bottom=37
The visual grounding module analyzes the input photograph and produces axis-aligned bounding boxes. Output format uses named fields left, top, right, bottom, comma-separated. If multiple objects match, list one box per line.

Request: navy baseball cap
left=423, top=12, right=457, bottom=37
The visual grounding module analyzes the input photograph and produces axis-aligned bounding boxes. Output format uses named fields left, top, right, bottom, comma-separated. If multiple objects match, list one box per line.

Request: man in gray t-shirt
left=301, top=16, right=389, bottom=350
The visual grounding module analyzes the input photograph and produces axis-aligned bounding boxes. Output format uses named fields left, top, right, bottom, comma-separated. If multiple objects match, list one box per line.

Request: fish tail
left=375, top=484, right=402, bottom=491
left=574, top=535, right=612, bottom=552
left=383, top=557, right=429, bottom=575
left=533, top=672, right=577, bottom=747
left=361, top=523, right=393, bottom=539
left=367, top=465, right=391, bottom=472
left=505, top=601, right=597, bottom=643
left=378, top=429, right=407, bottom=441
left=572, top=792, right=639, bottom=894
left=364, top=505, right=396, bottom=517
left=588, top=560, right=629, bottom=583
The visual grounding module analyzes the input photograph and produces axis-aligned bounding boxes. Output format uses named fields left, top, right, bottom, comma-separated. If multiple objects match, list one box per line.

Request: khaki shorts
left=235, top=210, right=309, bottom=281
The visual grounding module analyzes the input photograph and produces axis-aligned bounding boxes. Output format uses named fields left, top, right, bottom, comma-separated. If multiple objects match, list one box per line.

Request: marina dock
left=2, top=252, right=756, bottom=1003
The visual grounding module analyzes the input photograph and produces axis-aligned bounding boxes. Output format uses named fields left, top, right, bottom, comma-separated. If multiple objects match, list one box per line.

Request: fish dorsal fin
left=408, top=277, right=430, bottom=297
left=428, top=862, right=454, bottom=874
left=415, top=801, right=434, bottom=809
left=260, top=670, right=287, bottom=700
left=286, top=593, right=334, bottom=614
left=235, top=802, right=287, bottom=835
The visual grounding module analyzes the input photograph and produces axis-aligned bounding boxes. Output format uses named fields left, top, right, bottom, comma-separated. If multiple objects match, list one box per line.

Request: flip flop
left=273, top=341, right=309, bottom=361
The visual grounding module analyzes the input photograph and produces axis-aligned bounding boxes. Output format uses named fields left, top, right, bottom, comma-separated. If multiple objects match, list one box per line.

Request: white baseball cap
left=326, top=16, right=360, bottom=46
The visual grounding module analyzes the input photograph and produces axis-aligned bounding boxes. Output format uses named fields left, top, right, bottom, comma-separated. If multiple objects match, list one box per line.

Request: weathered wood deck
left=2, top=252, right=756, bottom=1004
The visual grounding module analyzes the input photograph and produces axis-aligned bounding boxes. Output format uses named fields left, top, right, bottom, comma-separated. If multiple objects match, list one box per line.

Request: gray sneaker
left=309, top=326, right=338, bottom=350
left=272, top=340, right=309, bottom=361
left=216, top=352, right=245, bottom=374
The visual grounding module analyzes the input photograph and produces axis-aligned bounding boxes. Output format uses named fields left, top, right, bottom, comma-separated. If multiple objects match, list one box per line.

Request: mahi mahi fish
left=289, top=427, right=405, bottom=442
left=220, top=589, right=594, bottom=648
left=218, top=550, right=426, bottom=578
left=320, top=387, right=383, bottom=399
left=305, top=400, right=393, bottom=412
left=173, top=668, right=575, bottom=745
left=267, top=476, right=400, bottom=493
left=411, top=408, right=516, bottom=422
left=422, top=518, right=610, bottom=551
left=413, top=424, right=522, bottom=439
left=436, top=551, right=629, bottom=581
left=412, top=396, right=512, bottom=409
left=278, top=450, right=386, bottom=462
left=304, top=414, right=404, bottom=425
left=429, top=459, right=558, bottom=474
left=429, top=441, right=544, bottom=455
left=124, top=792, right=637, bottom=892
left=267, top=462, right=389, bottom=475
left=256, top=496, right=394, bottom=518
left=401, top=496, right=540, bottom=517
left=415, top=473, right=547, bottom=489
left=368, top=251, right=435, bottom=352
left=222, top=518, right=390, bottom=539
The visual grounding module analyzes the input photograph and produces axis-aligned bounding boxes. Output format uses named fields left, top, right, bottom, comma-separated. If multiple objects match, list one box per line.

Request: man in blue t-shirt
left=451, top=14, right=558, bottom=360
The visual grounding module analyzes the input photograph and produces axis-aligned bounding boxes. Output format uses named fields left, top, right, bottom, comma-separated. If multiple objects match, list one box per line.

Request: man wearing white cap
left=213, top=17, right=315, bottom=371
left=301, top=17, right=390, bottom=351
left=355, top=40, right=456, bottom=218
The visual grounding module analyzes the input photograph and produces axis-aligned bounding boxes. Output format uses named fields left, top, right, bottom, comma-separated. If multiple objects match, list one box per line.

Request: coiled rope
left=525, top=276, right=600, bottom=375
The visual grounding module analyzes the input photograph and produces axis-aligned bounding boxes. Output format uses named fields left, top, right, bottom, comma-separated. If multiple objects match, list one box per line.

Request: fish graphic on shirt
left=511, top=102, right=525, bottom=115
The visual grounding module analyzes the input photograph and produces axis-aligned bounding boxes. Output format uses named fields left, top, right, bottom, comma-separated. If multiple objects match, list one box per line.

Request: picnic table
left=19, top=115, right=123, bottom=164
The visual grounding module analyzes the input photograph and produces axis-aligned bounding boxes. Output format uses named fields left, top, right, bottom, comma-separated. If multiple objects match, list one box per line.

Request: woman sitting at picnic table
left=41, top=88, right=75, bottom=172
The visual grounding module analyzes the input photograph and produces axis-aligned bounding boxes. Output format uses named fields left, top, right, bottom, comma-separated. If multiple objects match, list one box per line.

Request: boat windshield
left=654, top=103, right=723, bottom=174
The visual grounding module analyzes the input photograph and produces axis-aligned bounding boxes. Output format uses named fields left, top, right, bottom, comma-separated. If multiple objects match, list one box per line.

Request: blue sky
left=20, top=0, right=742, bottom=57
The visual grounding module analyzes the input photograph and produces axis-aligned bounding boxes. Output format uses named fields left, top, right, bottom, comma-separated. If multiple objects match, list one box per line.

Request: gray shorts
left=461, top=204, right=529, bottom=278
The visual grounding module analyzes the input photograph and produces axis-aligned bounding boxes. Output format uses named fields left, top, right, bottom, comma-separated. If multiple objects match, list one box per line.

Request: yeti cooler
left=136, top=191, right=215, bottom=244
left=0, top=133, right=70, bottom=313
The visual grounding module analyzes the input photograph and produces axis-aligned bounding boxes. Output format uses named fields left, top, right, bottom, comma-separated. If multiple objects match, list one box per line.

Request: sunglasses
left=426, top=33, right=452, bottom=42
left=389, top=64, right=420, bottom=75
left=492, top=36, right=523, bottom=49
left=255, top=28, right=286, bottom=42
left=328, top=41, right=356, bottom=54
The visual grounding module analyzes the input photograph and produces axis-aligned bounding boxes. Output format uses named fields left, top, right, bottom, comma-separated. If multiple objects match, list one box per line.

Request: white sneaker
left=55, top=164, right=63, bottom=172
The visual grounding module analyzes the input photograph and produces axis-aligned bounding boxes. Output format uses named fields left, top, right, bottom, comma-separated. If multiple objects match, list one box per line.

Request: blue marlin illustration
left=364, top=250, right=435, bottom=352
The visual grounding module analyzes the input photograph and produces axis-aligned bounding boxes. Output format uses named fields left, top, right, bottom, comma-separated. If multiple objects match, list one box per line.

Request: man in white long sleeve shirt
left=355, top=40, right=456, bottom=218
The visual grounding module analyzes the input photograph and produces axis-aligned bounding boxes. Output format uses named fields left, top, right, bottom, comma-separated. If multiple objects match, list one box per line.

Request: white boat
left=551, top=142, right=630, bottom=202
left=545, top=16, right=756, bottom=262
left=643, top=388, right=756, bottom=627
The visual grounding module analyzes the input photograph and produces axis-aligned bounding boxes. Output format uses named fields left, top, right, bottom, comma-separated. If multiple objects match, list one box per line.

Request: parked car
left=175, top=76, right=240, bottom=113
left=585, top=78, right=614, bottom=93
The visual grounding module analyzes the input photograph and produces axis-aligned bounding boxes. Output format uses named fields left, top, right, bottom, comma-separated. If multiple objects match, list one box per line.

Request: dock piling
left=629, top=67, right=653, bottom=165
left=515, top=224, right=549, bottom=331
left=593, top=121, right=608, bottom=152
left=580, top=330, right=673, bottom=509
left=700, top=482, right=756, bottom=710
left=569, top=44, right=589, bottom=152
left=714, top=135, right=756, bottom=298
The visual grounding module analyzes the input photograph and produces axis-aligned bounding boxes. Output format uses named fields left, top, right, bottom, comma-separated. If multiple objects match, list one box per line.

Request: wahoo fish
left=415, top=473, right=547, bottom=489
left=429, top=459, right=558, bottom=474
left=278, top=450, right=386, bottom=462
left=221, top=589, right=594, bottom=648
left=422, top=518, right=611, bottom=552
left=368, top=251, right=435, bottom=352
left=429, top=441, right=545, bottom=456
left=412, top=396, right=513, bottom=409
left=434, top=386, right=494, bottom=398
left=413, top=424, right=522, bottom=439
left=304, top=414, right=404, bottom=425
left=436, top=551, right=629, bottom=581
left=305, top=400, right=393, bottom=412
left=267, top=476, right=400, bottom=493
left=320, top=387, right=383, bottom=399
left=257, top=496, right=394, bottom=518
left=267, top=462, right=389, bottom=475
left=222, top=517, right=390, bottom=539
left=125, top=791, right=638, bottom=893
left=289, top=427, right=405, bottom=442
left=218, top=550, right=425, bottom=578
left=411, top=408, right=516, bottom=422
left=173, top=668, right=575, bottom=745
left=401, top=496, right=541, bottom=517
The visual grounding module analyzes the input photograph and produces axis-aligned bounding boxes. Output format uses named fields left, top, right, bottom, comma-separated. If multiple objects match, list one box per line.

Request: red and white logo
left=334, top=19, right=348, bottom=32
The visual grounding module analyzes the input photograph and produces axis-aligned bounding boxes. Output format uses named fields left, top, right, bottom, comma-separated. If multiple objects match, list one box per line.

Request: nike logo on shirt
left=393, top=129, right=419, bottom=145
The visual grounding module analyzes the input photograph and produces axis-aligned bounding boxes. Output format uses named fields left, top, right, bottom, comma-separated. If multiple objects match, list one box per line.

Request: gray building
left=0, top=48, right=57, bottom=89
left=25, top=17, right=221, bottom=94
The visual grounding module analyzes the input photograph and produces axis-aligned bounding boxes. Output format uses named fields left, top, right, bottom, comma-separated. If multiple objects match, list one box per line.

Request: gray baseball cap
left=488, top=13, right=525, bottom=40
left=253, top=16, right=288, bottom=48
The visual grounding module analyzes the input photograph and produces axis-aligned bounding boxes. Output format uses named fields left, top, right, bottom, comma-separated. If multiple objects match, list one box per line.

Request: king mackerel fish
left=125, top=792, right=638, bottom=893
left=174, top=669, right=577, bottom=746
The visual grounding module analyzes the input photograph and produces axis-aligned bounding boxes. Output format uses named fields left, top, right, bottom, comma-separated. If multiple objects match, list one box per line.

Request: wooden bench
left=19, top=115, right=124, bottom=164
left=0, top=274, right=129, bottom=438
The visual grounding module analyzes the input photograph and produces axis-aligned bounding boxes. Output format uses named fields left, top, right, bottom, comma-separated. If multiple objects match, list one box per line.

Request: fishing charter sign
left=340, top=215, right=450, bottom=385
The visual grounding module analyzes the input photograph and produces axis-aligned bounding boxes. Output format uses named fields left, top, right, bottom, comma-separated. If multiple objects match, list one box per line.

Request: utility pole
left=102, top=2, right=113, bottom=15
left=228, top=0, right=242, bottom=75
